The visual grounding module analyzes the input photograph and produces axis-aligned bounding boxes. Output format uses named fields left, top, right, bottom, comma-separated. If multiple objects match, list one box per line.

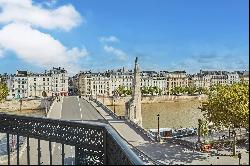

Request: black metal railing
left=0, top=113, right=144, bottom=165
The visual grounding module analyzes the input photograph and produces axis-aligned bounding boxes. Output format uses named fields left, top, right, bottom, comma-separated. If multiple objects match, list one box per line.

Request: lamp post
left=198, top=119, right=202, bottom=143
left=232, top=130, right=236, bottom=156
left=238, top=153, right=241, bottom=165
left=157, top=114, right=160, bottom=141
left=113, top=98, right=116, bottom=114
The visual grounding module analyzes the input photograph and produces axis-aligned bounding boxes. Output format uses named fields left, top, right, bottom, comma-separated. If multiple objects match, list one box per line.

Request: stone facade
left=125, top=57, right=142, bottom=127
left=7, top=67, right=68, bottom=99
left=74, top=68, right=246, bottom=97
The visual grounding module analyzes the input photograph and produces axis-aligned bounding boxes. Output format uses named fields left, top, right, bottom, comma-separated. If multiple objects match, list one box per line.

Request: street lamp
left=198, top=119, right=202, bottom=143
left=232, top=130, right=237, bottom=156
left=238, top=153, right=241, bottom=165
left=157, top=114, right=160, bottom=141
left=113, top=98, right=116, bottom=114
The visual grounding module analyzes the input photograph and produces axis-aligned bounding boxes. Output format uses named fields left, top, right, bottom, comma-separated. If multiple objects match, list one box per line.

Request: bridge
left=0, top=96, right=145, bottom=165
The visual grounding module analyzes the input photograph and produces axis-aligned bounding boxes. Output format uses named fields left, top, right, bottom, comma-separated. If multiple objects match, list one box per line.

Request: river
left=107, top=99, right=204, bottom=129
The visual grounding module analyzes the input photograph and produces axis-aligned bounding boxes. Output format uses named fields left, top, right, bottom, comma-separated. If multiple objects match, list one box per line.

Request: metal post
left=49, top=141, right=52, bottom=165
left=7, top=133, right=10, bottom=165
left=17, top=135, right=19, bottom=165
left=62, top=144, right=65, bottom=165
left=114, top=99, right=116, bottom=114
left=198, top=119, right=202, bottom=143
left=157, top=114, right=160, bottom=141
left=238, top=153, right=241, bottom=165
left=27, top=137, right=30, bottom=165
left=233, top=130, right=236, bottom=156
left=38, top=139, right=41, bottom=165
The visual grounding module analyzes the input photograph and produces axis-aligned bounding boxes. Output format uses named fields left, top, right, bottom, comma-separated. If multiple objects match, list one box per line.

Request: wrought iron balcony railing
left=0, top=113, right=144, bottom=165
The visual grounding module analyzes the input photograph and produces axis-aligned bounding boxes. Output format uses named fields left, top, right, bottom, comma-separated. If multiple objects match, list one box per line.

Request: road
left=52, top=96, right=105, bottom=165
left=1, top=96, right=105, bottom=165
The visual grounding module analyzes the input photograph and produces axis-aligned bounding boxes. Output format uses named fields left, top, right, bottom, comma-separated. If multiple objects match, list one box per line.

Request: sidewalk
left=87, top=98, right=149, bottom=147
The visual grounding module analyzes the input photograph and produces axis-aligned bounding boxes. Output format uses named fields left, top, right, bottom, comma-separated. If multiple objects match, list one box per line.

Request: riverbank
left=108, top=99, right=203, bottom=129
left=98, top=94, right=207, bottom=106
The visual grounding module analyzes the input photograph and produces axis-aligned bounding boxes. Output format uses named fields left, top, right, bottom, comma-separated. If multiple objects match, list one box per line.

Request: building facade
left=75, top=69, right=244, bottom=97
left=7, top=67, right=68, bottom=99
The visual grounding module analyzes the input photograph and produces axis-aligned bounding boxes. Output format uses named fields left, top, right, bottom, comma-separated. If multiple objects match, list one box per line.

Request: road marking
left=60, top=97, right=63, bottom=119
left=81, top=114, right=82, bottom=119
left=80, top=108, right=82, bottom=112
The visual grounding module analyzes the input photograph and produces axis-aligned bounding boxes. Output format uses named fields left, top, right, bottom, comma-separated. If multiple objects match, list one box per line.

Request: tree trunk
left=229, top=127, right=230, bottom=138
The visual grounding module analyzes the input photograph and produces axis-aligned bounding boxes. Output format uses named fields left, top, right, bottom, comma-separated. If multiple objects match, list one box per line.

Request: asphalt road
left=50, top=96, right=105, bottom=165
left=61, top=96, right=104, bottom=122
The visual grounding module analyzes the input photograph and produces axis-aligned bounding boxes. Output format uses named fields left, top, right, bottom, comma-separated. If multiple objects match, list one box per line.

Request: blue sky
left=0, top=0, right=248, bottom=74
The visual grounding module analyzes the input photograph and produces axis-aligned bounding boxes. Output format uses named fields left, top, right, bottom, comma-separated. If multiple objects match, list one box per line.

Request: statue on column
left=125, top=57, right=142, bottom=127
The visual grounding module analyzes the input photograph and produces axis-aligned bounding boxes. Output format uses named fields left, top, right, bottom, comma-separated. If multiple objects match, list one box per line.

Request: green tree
left=196, top=87, right=204, bottom=94
left=200, top=82, right=249, bottom=155
left=0, top=83, right=8, bottom=102
left=200, top=119, right=209, bottom=137
left=114, top=85, right=126, bottom=97
left=148, top=86, right=154, bottom=96
left=187, top=86, right=196, bottom=95
left=141, top=86, right=149, bottom=95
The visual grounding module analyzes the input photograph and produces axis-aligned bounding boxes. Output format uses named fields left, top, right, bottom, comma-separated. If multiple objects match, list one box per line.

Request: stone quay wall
left=0, top=99, right=51, bottom=111
left=97, top=94, right=207, bottom=106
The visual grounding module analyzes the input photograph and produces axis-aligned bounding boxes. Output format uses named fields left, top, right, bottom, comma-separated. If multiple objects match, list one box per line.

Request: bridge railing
left=90, top=97, right=156, bottom=142
left=0, top=113, right=144, bottom=165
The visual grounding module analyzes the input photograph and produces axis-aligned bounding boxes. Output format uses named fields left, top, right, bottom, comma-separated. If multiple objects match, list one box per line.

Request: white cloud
left=0, top=48, right=4, bottom=58
left=67, top=47, right=89, bottom=63
left=103, top=45, right=127, bottom=61
left=40, top=0, right=57, bottom=8
left=171, top=46, right=249, bottom=73
left=99, top=36, right=119, bottom=43
left=0, top=0, right=87, bottom=74
left=0, top=0, right=82, bottom=31
left=0, top=23, right=87, bottom=74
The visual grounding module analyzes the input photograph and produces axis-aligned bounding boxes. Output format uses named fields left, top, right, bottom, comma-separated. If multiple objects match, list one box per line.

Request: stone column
left=125, top=57, right=142, bottom=127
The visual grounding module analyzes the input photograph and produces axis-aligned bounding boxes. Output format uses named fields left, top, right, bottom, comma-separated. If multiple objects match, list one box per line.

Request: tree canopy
left=141, top=86, right=162, bottom=96
left=114, top=85, right=132, bottom=97
left=0, top=82, right=8, bottom=102
left=200, top=81, right=249, bottom=129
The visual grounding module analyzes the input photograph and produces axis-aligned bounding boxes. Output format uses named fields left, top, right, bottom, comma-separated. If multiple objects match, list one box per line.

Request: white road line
left=81, top=113, right=82, bottom=119
left=60, top=97, right=63, bottom=119
left=80, top=108, right=82, bottom=112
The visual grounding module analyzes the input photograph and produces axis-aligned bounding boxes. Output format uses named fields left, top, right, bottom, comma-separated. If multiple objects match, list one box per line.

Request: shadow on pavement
left=136, top=142, right=207, bottom=165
